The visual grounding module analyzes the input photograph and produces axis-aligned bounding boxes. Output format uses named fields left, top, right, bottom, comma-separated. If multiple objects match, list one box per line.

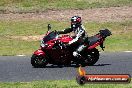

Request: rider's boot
left=73, top=45, right=87, bottom=66
left=73, top=45, right=86, bottom=57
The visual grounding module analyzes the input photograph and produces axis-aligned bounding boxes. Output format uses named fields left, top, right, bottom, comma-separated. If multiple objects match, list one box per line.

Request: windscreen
left=43, top=31, right=57, bottom=43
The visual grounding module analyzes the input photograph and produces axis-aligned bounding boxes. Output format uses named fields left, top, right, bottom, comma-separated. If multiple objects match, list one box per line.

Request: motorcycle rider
left=58, top=16, right=88, bottom=58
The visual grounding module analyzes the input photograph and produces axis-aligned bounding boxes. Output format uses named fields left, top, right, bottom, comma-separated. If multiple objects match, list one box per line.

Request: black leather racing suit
left=58, top=25, right=88, bottom=57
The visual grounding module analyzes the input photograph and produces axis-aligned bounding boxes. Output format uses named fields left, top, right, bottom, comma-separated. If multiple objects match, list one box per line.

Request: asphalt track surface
left=0, top=52, right=132, bottom=82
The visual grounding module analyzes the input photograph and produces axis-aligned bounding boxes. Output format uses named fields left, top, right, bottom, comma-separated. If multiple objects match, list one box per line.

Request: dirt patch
left=7, top=34, right=73, bottom=41
left=0, top=6, right=132, bottom=22
left=8, top=35, right=44, bottom=41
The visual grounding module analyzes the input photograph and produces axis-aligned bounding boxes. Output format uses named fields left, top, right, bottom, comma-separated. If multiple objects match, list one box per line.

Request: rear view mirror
left=47, top=24, right=51, bottom=31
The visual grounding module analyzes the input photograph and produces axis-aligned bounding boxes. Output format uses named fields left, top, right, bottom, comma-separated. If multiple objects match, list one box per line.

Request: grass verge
left=0, top=80, right=132, bottom=88
left=0, top=38, right=39, bottom=56
left=0, top=0, right=132, bottom=13
left=0, top=20, right=132, bottom=55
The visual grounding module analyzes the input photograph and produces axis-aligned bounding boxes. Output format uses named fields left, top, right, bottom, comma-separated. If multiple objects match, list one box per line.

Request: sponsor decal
left=76, top=66, right=131, bottom=85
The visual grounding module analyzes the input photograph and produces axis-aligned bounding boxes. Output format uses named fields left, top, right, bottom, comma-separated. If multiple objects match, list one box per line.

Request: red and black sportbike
left=31, top=24, right=111, bottom=67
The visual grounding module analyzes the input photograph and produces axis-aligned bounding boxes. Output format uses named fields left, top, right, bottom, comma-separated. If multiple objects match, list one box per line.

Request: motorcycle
left=31, top=24, right=112, bottom=67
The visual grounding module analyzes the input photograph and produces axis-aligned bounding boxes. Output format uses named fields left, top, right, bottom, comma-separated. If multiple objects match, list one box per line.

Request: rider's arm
left=58, top=28, right=73, bottom=34
left=68, top=28, right=85, bottom=45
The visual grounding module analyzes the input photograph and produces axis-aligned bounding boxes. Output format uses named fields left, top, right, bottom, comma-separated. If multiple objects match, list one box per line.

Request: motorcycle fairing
left=59, top=35, right=73, bottom=43
left=88, top=36, right=100, bottom=46
left=34, top=49, right=46, bottom=56
left=87, top=35, right=104, bottom=49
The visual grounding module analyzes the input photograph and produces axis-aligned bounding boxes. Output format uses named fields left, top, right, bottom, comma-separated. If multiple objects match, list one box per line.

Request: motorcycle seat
left=88, top=36, right=100, bottom=46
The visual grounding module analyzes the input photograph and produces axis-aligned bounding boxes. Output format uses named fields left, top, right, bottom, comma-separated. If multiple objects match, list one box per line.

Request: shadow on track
left=33, top=64, right=111, bottom=68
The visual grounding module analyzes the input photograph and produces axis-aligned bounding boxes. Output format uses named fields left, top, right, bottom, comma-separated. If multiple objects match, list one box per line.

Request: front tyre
left=82, top=48, right=99, bottom=66
left=31, top=54, right=48, bottom=68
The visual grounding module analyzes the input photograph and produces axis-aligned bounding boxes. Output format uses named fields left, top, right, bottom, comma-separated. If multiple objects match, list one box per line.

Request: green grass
left=0, top=20, right=68, bottom=36
left=0, top=38, right=39, bottom=56
left=0, top=0, right=132, bottom=13
left=0, top=80, right=132, bottom=88
left=0, top=20, right=132, bottom=55
left=0, top=20, right=132, bottom=36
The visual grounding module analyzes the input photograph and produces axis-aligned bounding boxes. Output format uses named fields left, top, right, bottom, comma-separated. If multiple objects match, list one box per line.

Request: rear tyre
left=81, top=48, right=99, bottom=66
left=31, top=54, right=48, bottom=68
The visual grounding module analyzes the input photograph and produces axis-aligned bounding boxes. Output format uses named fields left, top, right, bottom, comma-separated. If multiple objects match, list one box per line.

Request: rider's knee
left=73, top=51, right=79, bottom=57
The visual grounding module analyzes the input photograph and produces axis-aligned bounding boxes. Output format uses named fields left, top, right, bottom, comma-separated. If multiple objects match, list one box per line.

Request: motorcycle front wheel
left=31, top=54, right=48, bottom=68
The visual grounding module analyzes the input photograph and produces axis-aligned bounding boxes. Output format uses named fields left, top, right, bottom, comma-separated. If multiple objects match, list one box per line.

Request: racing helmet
left=71, top=16, right=82, bottom=29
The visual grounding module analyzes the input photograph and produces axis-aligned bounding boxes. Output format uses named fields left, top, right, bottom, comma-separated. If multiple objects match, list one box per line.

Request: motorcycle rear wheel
left=81, top=48, right=99, bottom=66
left=31, top=54, right=48, bottom=68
